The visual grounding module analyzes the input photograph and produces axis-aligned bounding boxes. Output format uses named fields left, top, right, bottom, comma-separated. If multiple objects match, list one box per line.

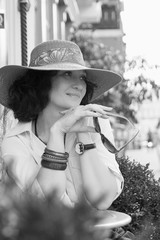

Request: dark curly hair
left=8, top=70, right=97, bottom=122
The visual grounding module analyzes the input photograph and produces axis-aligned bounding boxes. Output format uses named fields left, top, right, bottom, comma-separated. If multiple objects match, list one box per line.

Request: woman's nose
left=72, top=79, right=84, bottom=91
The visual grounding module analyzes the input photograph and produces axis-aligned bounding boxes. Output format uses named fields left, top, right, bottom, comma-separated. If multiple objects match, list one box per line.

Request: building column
left=35, top=0, right=42, bottom=45
left=6, top=0, right=21, bottom=65
left=0, top=0, right=7, bottom=66
left=46, top=0, right=54, bottom=40
left=63, top=11, right=73, bottom=40
left=56, top=0, right=67, bottom=40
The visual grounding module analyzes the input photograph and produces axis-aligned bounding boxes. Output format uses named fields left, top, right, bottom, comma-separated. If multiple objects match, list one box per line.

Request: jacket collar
left=5, top=121, right=33, bottom=138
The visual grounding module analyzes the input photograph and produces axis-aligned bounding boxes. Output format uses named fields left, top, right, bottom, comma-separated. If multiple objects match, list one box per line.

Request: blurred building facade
left=0, top=0, right=125, bottom=67
left=0, top=0, right=79, bottom=66
left=77, top=0, right=125, bottom=55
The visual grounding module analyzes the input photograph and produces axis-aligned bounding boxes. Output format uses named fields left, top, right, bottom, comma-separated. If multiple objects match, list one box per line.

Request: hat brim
left=0, top=63, right=122, bottom=107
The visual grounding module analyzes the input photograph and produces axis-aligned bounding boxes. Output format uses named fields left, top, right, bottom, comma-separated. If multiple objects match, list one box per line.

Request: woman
left=0, top=40, right=123, bottom=209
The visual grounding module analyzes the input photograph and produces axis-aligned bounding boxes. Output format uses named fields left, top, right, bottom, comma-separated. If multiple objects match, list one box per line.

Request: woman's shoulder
left=1, top=121, right=32, bottom=154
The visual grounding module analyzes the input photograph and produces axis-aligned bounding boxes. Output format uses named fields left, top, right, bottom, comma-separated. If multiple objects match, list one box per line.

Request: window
left=101, top=4, right=119, bottom=29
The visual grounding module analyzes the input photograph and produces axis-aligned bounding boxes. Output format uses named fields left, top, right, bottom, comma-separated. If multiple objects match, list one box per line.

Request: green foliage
left=0, top=182, right=114, bottom=240
left=125, top=57, right=160, bottom=100
left=112, top=155, right=160, bottom=239
left=69, top=29, right=124, bottom=74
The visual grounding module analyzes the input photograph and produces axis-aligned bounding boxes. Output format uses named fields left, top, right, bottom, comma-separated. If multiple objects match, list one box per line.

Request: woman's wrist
left=47, top=123, right=66, bottom=152
left=50, top=122, right=65, bottom=136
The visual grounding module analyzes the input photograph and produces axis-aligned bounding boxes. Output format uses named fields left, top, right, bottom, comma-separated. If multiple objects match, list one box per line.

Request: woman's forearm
left=36, top=126, right=67, bottom=198
left=78, top=132, right=118, bottom=209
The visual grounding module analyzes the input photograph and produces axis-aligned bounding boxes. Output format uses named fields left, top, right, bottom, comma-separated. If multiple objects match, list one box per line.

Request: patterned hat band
left=29, top=44, right=85, bottom=67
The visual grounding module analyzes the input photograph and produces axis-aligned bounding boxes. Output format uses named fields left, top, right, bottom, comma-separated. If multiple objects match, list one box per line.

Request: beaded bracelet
left=42, top=154, right=68, bottom=164
left=41, top=159, right=67, bottom=171
left=44, top=148, right=69, bottom=159
left=42, top=152, right=68, bottom=161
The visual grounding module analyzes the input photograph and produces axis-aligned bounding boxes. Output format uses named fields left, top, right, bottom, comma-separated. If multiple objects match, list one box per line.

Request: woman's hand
left=53, top=104, right=112, bottom=134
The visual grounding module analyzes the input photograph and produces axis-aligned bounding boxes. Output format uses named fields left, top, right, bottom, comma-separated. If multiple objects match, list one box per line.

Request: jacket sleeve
left=1, top=136, right=40, bottom=191
left=89, top=117, right=124, bottom=200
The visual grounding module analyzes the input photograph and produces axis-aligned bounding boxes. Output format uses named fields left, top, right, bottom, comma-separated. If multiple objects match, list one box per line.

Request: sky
left=121, top=0, right=160, bottom=66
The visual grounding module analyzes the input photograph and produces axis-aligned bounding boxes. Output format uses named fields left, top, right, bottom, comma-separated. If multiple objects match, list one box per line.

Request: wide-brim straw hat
left=0, top=40, right=122, bottom=107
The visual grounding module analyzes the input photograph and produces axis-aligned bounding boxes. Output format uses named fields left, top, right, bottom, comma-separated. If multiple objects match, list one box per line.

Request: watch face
left=75, top=142, right=84, bottom=155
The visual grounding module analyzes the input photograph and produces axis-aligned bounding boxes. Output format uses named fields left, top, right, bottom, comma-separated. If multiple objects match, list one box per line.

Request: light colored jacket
left=1, top=117, right=124, bottom=206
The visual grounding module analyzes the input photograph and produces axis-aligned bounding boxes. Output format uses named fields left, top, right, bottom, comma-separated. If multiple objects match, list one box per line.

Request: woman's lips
left=66, top=93, right=81, bottom=98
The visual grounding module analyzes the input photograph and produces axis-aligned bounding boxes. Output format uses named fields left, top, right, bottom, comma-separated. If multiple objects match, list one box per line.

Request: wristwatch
left=75, top=142, right=96, bottom=155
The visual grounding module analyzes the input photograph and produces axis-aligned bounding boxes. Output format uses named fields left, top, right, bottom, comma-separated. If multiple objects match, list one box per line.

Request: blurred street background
left=0, top=0, right=160, bottom=180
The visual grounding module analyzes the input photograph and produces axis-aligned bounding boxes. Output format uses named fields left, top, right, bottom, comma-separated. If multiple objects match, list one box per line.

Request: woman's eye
left=64, top=71, right=72, bottom=77
left=80, top=75, right=87, bottom=82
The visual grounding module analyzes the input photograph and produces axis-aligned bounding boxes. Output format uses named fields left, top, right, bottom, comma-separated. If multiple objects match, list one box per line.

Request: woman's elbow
left=84, top=189, right=117, bottom=210
left=93, top=194, right=117, bottom=210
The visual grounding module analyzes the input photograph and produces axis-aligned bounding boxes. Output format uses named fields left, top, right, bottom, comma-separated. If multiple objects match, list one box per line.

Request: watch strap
left=84, top=143, right=96, bottom=150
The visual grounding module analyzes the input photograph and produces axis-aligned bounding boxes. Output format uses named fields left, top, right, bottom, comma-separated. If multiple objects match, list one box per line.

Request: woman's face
left=48, top=70, right=87, bottom=109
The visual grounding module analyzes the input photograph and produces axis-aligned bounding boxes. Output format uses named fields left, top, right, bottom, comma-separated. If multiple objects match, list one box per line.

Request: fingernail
left=104, top=107, right=113, bottom=111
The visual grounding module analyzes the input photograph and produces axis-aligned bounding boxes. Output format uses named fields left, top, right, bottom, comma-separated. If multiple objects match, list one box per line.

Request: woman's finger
left=100, top=115, right=109, bottom=119
left=69, top=126, right=96, bottom=133
left=86, top=104, right=112, bottom=110
left=84, top=104, right=113, bottom=114
left=59, top=108, right=74, bottom=114
left=101, top=106, right=113, bottom=111
left=60, top=105, right=113, bottom=118
left=80, top=110, right=103, bottom=118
